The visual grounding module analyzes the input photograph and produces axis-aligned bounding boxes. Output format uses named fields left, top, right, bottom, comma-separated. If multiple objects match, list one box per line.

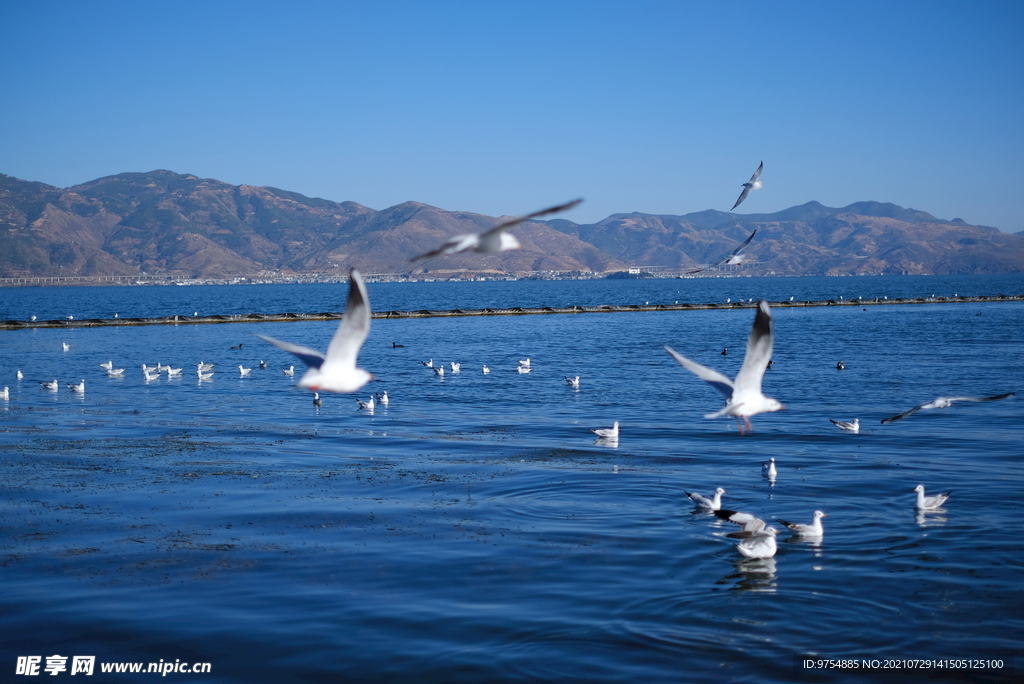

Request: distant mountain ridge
left=2, top=170, right=1023, bottom=278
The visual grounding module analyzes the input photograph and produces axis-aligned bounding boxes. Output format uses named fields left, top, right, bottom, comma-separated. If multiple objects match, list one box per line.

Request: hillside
left=2, top=171, right=1023, bottom=278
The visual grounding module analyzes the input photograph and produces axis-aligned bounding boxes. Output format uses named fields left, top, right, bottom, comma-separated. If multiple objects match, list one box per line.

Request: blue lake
left=1, top=275, right=1022, bottom=682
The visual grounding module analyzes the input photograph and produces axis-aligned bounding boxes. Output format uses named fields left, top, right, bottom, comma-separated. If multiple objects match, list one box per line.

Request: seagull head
left=813, top=511, right=827, bottom=519
left=914, top=484, right=925, bottom=494
left=763, top=398, right=785, bottom=413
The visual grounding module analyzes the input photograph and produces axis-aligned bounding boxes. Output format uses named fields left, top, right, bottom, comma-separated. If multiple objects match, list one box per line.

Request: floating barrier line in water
left=1, top=294, right=1021, bottom=330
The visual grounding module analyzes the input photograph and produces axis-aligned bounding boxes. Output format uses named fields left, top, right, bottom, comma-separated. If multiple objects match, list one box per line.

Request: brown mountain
left=2, top=171, right=1022, bottom=278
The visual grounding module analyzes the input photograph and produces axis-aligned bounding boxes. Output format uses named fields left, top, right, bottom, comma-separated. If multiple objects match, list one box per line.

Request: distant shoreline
left=3, top=294, right=1021, bottom=330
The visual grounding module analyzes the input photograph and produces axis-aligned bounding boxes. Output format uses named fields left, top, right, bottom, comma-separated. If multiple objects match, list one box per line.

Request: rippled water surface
left=2, top=276, right=1022, bottom=682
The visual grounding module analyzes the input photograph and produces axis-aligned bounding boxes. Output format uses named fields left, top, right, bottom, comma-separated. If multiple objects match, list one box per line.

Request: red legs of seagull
left=734, top=417, right=753, bottom=435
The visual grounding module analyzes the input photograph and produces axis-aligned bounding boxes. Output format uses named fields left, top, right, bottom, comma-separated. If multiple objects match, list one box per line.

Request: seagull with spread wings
left=410, top=199, right=582, bottom=263
left=687, top=229, right=757, bottom=274
left=881, top=393, right=1014, bottom=424
left=257, top=269, right=373, bottom=393
left=665, top=300, right=783, bottom=433
left=731, top=161, right=763, bottom=211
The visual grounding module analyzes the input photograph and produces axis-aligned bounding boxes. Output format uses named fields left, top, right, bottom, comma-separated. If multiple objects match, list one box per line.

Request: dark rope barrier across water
left=1, top=294, right=1021, bottom=330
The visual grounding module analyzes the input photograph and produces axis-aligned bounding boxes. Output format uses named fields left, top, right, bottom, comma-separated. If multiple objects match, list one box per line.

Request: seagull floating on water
left=410, top=199, right=582, bottom=262
left=433, top=366, right=445, bottom=377
left=40, top=379, right=59, bottom=390
left=376, top=390, right=389, bottom=406
left=517, top=366, right=531, bottom=374
left=16, top=370, right=24, bottom=380
left=421, top=359, right=434, bottom=368
left=564, top=376, right=580, bottom=389
left=259, top=360, right=268, bottom=369
left=482, top=365, right=490, bottom=374
left=736, top=527, right=778, bottom=558
left=197, top=362, right=215, bottom=372
left=107, top=368, right=126, bottom=377
left=731, top=161, right=764, bottom=211
left=914, top=484, right=950, bottom=510
left=313, top=392, right=322, bottom=407
left=518, top=358, right=531, bottom=368
left=686, top=487, right=726, bottom=511
left=1, top=387, right=8, bottom=400
left=67, top=379, right=85, bottom=392
left=881, top=392, right=1014, bottom=424
left=665, top=300, right=783, bottom=434
left=166, top=367, right=182, bottom=377
left=830, top=418, right=859, bottom=433
left=283, top=366, right=295, bottom=376
left=356, top=395, right=375, bottom=411
left=761, top=458, right=777, bottom=478
left=450, top=362, right=461, bottom=373
left=590, top=421, right=619, bottom=439
left=99, top=361, right=113, bottom=370
left=238, top=365, right=252, bottom=377
left=836, top=361, right=845, bottom=370
left=62, top=342, right=70, bottom=352
left=258, top=270, right=373, bottom=394
left=777, top=510, right=827, bottom=537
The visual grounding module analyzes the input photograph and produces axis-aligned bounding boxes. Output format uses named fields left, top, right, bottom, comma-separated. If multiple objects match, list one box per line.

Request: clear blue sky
left=2, top=1, right=1022, bottom=231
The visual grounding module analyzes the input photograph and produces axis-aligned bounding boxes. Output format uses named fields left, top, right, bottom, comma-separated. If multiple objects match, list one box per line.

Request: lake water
left=1, top=275, right=1022, bottom=683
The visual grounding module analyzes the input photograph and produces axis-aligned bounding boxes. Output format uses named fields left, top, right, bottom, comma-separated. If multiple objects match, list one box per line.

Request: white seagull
left=198, top=370, right=214, bottom=381
left=356, top=395, right=375, bottom=411
left=517, top=366, right=531, bottom=374
left=258, top=270, right=373, bottom=394
left=433, top=365, right=445, bottom=378
left=16, top=370, right=24, bottom=380
left=665, top=300, right=783, bottom=434
left=376, top=391, right=389, bottom=406
left=238, top=365, right=252, bottom=377
left=731, top=161, right=764, bottom=211
left=686, top=487, right=726, bottom=511
left=450, top=362, right=461, bottom=373
left=761, top=458, right=777, bottom=479
left=0, top=387, right=8, bottom=400
left=166, top=367, right=182, bottom=377
left=830, top=418, right=860, bottom=433
left=687, top=229, right=757, bottom=274
left=410, top=199, right=582, bottom=262
left=99, top=361, right=114, bottom=370
left=714, top=508, right=767, bottom=538
left=564, top=376, right=580, bottom=389
left=736, top=527, right=778, bottom=559
left=67, top=379, right=85, bottom=392
left=62, top=342, right=70, bottom=351
left=40, top=379, right=59, bottom=390
left=107, top=368, right=126, bottom=377
left=914, top=484, right=951, bottom=510
left=197, top=362, right=215, bottom=372
left=777, top=510, right=827, bottom=537
left=482, top=365, right=490, bottom=374
left=313, top=392, right=322, bottom=407
left=421, top=359, right=434, bottom=368
left=518, top=358, right=531, bottom=368
left=590, top=421, right=619, bottom=439
left=882, top=393, right=1014, bottom=424
left=283, top=366, right=295, bottom=376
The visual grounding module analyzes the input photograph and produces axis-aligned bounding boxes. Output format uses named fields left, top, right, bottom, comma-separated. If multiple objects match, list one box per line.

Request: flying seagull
left=257, top=269, right=373, bottom=393
left=731, top=161, right=763, bottom=211
left=881, top=392, right=1014, bottom=424
left=410, top=199, right=583, bottom=262
left=687, top=229, right=757, bottom=274
left=665, top=300, right=783, bottom=433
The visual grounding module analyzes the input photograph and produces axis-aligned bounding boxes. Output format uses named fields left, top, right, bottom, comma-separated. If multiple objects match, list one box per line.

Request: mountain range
left=2, top=170, right=1023, bottom=279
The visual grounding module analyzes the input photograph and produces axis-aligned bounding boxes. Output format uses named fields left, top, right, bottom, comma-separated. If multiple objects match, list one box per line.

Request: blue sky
left=2, top=1, right=1022, bottom=231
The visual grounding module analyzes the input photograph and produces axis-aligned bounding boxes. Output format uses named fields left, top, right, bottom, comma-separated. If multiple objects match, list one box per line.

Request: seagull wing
left=731, top=185, right=752, bottom=211
left=946, top=392, right=1015, bottom=404
left=256, top=335, right=326, bottom=370
left=748, top=161, right=764, bottom=183
left=881, top=404, right=925, bottom=424
left=324, top=269, right=371, bottom=369
left=733, top=300, right=774, bottom=396
left=706, top=229, right=758, bottom=269
left=665, top=345, right=734, bottom=399
left=479, top=198, right=584, bottom=238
